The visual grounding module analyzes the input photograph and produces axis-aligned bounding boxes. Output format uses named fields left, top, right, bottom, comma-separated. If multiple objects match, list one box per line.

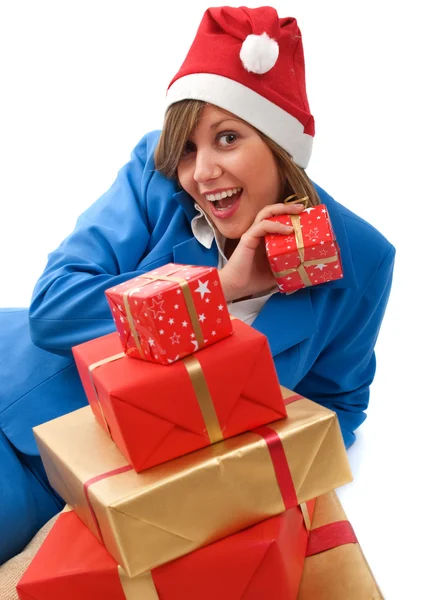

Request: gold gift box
left=34, top=395, right=352, bottom=578
left=298, top=490, right=384, bottom=599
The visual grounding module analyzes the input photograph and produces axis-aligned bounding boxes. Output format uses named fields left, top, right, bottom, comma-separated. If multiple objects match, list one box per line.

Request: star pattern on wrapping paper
left=148, top=297, right=165, bottom=319
left=170, top=332, right=181, bottom=345
left=303, top=207, right=315, bottom=214
left=314, top=264, right=327, bottom=271
left=320, top=272, right=333, bottom=282
left=195, top=280, right=211, bottom=299
left=305, top=228, right=320, bottom=241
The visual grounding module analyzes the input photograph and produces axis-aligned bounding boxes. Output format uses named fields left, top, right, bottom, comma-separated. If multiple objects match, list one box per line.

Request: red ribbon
left=83, top=393, right=305, bottom=542
left=251, top=393, right=303, bottom=509
left=283, top=393, right=303, bottom=405
left=252, top=425, right=298, bottom=509
left=305, top=520, right=358, bottom=557
left=83, top=464, right=132, bottom=543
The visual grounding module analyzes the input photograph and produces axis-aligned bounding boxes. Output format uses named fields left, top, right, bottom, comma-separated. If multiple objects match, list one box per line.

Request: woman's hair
left=155, top=100, right=320, bottom=207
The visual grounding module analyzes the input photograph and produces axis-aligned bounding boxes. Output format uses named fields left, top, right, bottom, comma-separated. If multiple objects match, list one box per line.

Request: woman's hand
left=219, top=202, right=304, bottom=301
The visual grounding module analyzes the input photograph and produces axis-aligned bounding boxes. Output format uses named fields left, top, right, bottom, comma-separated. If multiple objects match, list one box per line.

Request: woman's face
left=177, top=104, right=282, bottom=240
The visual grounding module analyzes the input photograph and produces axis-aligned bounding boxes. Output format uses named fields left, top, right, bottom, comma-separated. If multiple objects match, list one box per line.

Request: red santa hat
left=165, top=6, right=314, bottom=169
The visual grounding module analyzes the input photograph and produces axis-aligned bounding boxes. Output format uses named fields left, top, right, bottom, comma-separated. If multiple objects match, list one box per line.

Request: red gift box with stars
left=72, top=319, right=286, bottom=472
left=105, top=263, right=233, bottom=365
left=265, top=205, right=343, bottom=293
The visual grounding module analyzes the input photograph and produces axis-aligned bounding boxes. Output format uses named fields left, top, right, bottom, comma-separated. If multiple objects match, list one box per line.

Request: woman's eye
left=182, top=141, right=196, bottom=156
left=218, top=133, right=238, bottom=147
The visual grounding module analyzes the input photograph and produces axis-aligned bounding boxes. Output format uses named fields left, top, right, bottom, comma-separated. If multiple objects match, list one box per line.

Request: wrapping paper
left=265, top=204, right=343, bottom=293
left=297, top=490, right=384, bottom=599
left=72, top=319, right=286, bottom=472
left=33, top=396, right=352, bottom=578
left=17, top=500, right=316, bottom=600
left=105, top=263, right=233, bottom=364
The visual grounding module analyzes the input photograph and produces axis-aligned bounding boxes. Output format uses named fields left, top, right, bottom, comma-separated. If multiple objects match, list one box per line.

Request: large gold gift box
left=297, top=490, right=384, bottom=599
left=34, top=395, right=352, bottom=578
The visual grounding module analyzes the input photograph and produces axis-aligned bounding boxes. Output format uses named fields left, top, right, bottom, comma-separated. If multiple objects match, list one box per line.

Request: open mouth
left=205, top=187, right=242, bottom=211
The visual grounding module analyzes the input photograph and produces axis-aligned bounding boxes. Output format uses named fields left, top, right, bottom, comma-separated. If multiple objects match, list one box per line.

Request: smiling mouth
left=205, top=187, right=242, bottom=210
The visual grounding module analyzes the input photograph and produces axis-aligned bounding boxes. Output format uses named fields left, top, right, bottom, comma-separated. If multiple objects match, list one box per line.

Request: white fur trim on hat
left=240, top=33, right=279, bottom=74
left=165, top=73, right=313, bottom=168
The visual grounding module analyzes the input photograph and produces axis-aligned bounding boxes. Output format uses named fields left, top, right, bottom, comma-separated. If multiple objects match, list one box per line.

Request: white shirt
left=191, top=204, right=277, bottom=326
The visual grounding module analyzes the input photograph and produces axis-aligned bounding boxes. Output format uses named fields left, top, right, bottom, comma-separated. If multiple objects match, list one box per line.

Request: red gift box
left=265, top=205, right=343, bottom=293
left=72, top=319, right=286, bottom=472
left=17, top=500, right=315, bottom=600
left=105, top=263, right=233, bottom=364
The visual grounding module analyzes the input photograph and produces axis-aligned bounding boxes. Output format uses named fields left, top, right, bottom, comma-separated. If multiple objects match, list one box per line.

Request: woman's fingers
left=253, top=202, right=304, bottom=225
left=240, top=219, right=293, bottom=251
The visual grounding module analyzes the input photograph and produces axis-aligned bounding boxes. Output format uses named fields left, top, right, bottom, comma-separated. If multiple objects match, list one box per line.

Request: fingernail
left=292, top=203, right=304, bottom=208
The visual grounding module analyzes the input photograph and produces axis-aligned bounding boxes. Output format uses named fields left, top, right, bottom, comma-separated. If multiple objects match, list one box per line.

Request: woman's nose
left=193, top=149, right=222, bottom=183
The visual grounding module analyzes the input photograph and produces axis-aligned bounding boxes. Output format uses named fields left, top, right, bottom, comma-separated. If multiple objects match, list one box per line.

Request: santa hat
left=165, top=6, right=314, bottom=169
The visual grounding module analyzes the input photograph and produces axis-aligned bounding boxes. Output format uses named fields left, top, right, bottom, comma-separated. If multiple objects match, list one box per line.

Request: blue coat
left=0, top=131, right=395, bottom=455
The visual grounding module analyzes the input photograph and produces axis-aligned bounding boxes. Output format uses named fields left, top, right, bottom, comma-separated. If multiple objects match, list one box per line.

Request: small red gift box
left=17, top=500, right=315, bottom=600
left=265, top=205, right=343, bottom=293
left=105, top=263, right=233, bottom=364
left=72, top=319, right=286, bottom=472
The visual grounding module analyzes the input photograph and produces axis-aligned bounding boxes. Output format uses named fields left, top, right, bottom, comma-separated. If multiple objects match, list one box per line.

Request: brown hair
left=154, top=100, right=320, bottom=206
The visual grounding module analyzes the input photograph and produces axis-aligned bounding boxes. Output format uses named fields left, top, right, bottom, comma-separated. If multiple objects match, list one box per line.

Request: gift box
left=297, top=490, right=384, bottom=599
left=105, top=263, right=233, bottom=364
left=17, top=499, right=315, bottom=600
left=265, top=204, right=343, bottom=293
left=33, top=395, right=352, bottom=578
left=72, top=319, right=287, bottom=472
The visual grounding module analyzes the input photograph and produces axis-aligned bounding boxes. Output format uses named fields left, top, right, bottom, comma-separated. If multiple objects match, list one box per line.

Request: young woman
left=0, top=6, right=395, bottom=563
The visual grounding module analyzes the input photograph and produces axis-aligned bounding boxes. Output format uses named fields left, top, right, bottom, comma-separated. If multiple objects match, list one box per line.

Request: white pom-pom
left=239, top=32, right=279, bottom=74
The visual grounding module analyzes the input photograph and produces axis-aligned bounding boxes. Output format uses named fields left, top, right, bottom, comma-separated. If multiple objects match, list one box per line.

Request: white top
left=191, top=204, right=277, bottom=326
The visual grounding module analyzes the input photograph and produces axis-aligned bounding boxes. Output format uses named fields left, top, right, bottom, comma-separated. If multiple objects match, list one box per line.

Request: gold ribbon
left=300, top=501, right=312, bottom=531
left=183, top=355, right=223, bottom=444
left=273, top=255, right=338, bottom=287
left=122, top=265, right=204, bottom=355
left=87, top=350, right=223, bottom=446
left=88, top=352, right=126, bottom=435
left=273, top=194, right=337, bottom=287
left=118, top=567, right=159, bottom=600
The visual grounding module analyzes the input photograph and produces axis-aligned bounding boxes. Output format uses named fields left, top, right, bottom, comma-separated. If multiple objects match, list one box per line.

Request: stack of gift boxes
left=17, top=206, right=383, bottom=599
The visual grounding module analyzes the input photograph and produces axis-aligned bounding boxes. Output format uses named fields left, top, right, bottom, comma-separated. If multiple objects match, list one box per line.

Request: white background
left=1, top=1, right=423, bottom=597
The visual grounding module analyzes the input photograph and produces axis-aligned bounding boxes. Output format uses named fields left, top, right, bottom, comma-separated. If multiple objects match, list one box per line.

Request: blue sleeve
left=29, top=132, right=159, bottom=357
left=295, top=244, right=396, bottom=448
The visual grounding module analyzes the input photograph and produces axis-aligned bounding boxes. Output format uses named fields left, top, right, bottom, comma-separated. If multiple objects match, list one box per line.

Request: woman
left=0, top=6, right=395, bottom=563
